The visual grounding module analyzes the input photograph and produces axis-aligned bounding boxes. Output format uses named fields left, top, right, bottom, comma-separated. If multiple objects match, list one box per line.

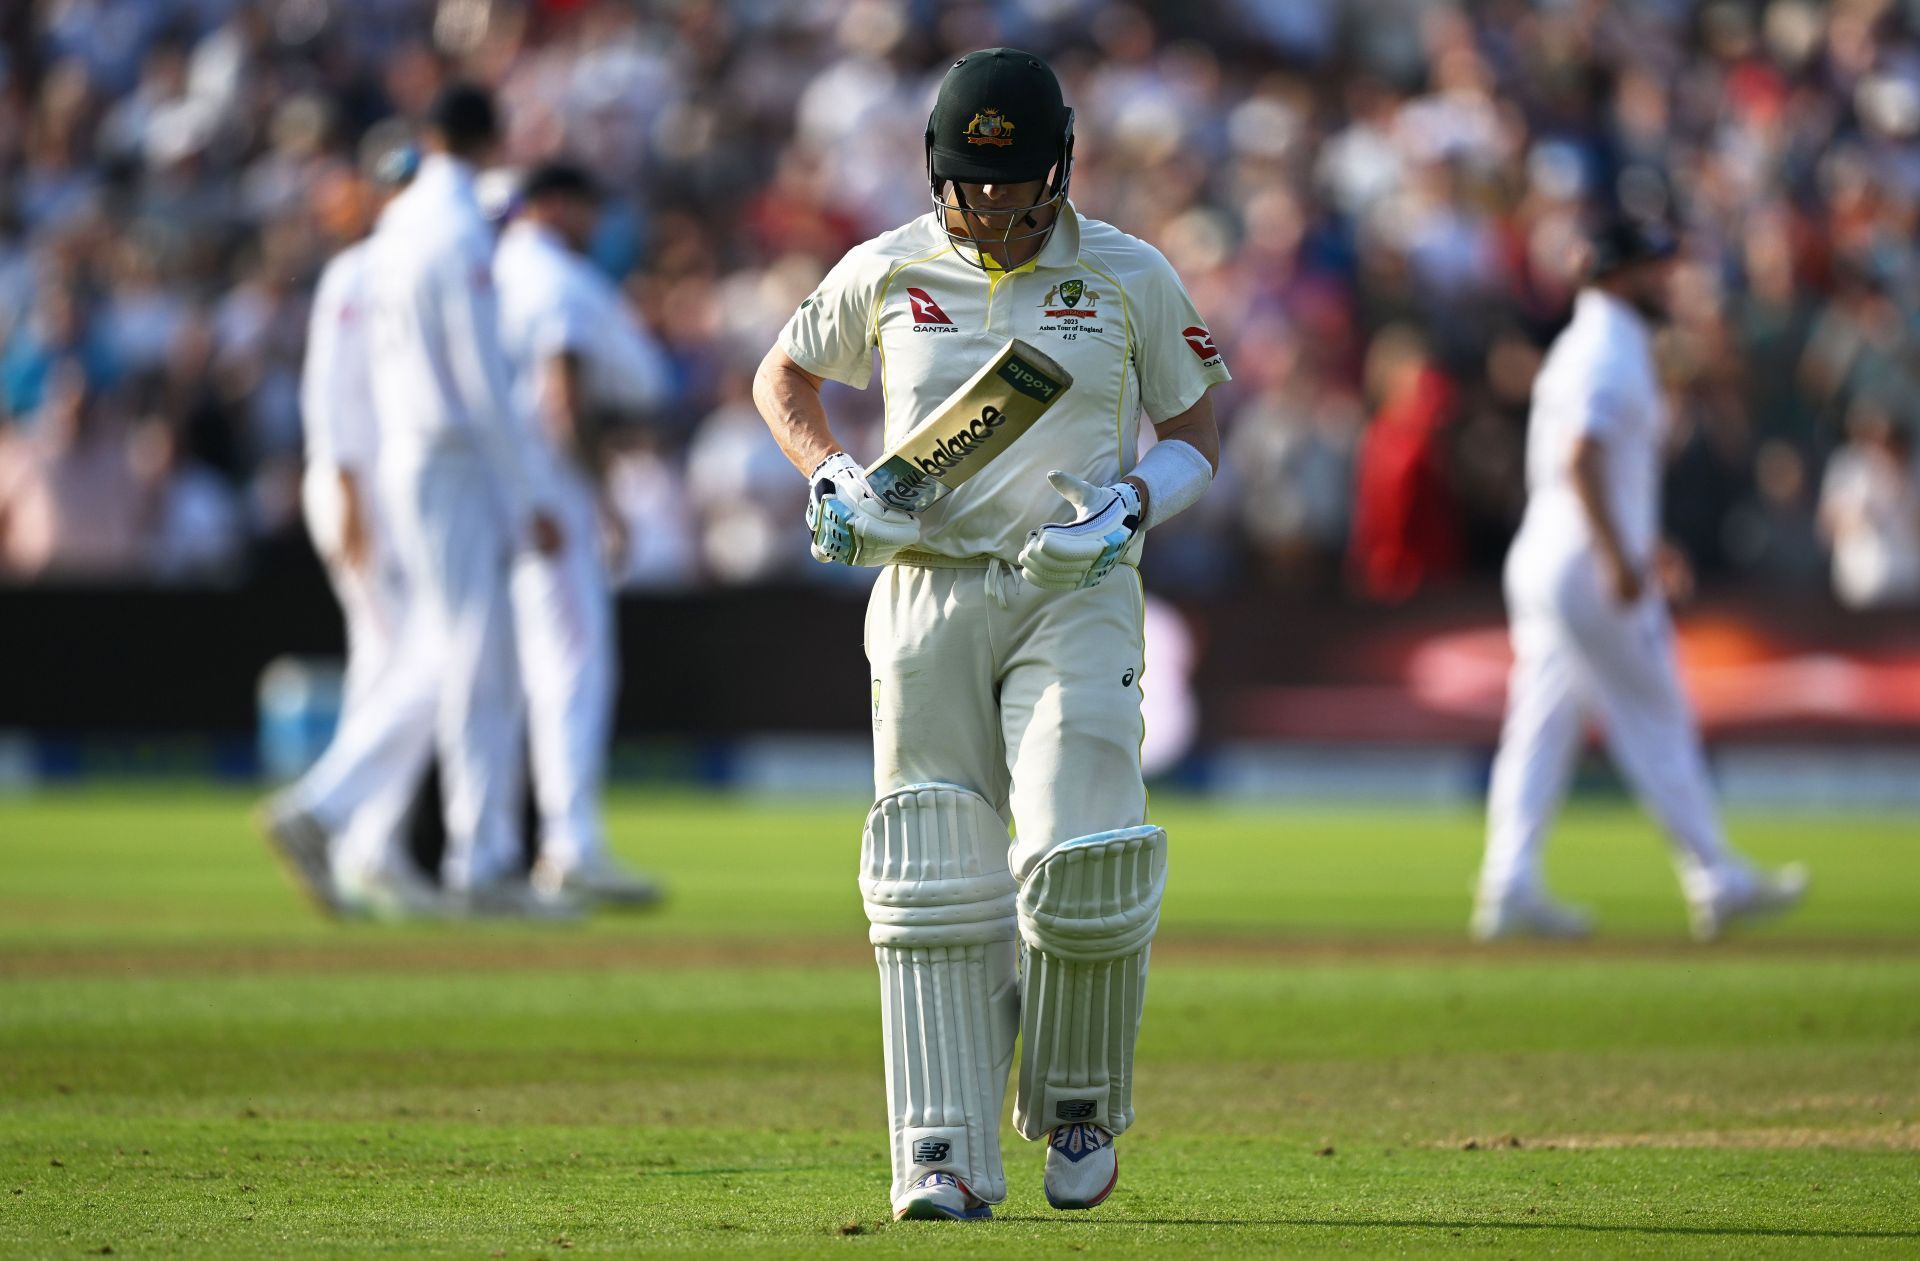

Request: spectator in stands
left=0, top=0, right=1915, bottom=605
left=1348, top=325, right=1465, bottom=602
left=1819, top=403, right=1920, bottom=609
left=0, top=359, right=147, bottom=579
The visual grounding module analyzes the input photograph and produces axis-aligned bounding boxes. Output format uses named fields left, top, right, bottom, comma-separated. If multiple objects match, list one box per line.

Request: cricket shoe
left=1688, top=862, right=1809, bottom=942
left=256, top=795, right=341, bottom=917
left=530, top=852, right=664, bottom=910
left=892, top=1172, right=992, bottom=1222
left=449, top=876, right=583, bottom=922
left=1470, top=888, right=1593, bottom=942
left=1044, top=1123, right=1117, bottom=1210
left=334, top=860, right=447, bottom=922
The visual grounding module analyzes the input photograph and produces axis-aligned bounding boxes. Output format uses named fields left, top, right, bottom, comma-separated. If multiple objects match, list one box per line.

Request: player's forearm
left=1570, top=437, right=1632, bottom=569
left=541, top=352, right=605, bottom=477
left=754, top=347, right=842, bottom=477
left=1123, top=393, right=1220, bottom=527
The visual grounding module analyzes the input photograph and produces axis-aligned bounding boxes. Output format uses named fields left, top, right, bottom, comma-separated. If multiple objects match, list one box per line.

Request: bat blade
left=865, top=338, right=1074, bottom=514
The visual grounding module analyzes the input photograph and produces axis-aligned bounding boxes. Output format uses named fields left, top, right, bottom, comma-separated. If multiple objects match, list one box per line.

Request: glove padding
left=806, top=452, right=920, bottom=566
left=1017, top=471, right=1143, bottom=591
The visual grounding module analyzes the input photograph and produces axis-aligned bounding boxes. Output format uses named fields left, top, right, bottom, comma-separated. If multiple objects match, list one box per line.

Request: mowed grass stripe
left=1, top=788, right=1915, bottom=947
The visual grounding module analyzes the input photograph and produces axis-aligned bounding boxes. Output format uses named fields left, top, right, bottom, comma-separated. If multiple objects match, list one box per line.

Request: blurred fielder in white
left=361, top=83, right=565, bottom=917
left=493, top=160, right=670, bottom=907
left=755, top=50, right=1229, bottom=1222
left=262, top=140, right=445, bottom=918
left=1476, top=218, right=1808, bottom=943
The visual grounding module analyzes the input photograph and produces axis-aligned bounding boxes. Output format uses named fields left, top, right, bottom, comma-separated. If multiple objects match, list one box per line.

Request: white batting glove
left=806, top=452, right=920, bottom=566
left=1017, top=471, right=1143, bottom=591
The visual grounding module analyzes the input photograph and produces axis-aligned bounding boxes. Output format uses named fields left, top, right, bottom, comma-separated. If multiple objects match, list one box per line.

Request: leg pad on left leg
left=1013, top=825, right=1166, bottom=1141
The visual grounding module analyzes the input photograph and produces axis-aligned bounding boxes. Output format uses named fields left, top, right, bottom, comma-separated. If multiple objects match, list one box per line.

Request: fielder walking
left=1475, top=219, right=1808, bottom=942
left=493, top=161, right=670, bottom=907
left=754, top=50, right=1229, bottom=1220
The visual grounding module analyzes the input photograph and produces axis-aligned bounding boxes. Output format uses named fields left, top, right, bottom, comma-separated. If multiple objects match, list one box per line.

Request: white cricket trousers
left=291, top=464, right=432, bottom=880
left=865, top=561, right=1147, bottom=879
left=511, top=468, right=616, bottom=870
left=1482, top=542, right=1737, bottom=901
left=376, top=440, right=526, bottom=890
left=288, top=462, right=416, bottom=836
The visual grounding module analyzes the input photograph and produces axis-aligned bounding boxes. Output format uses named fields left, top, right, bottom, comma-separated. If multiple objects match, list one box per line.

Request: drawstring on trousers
left=985, top=557, right=1019, bottom=609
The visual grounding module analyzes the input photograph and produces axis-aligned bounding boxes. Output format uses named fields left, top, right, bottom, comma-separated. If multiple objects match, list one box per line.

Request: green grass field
left=2, top=788, right=1916, bottom=1258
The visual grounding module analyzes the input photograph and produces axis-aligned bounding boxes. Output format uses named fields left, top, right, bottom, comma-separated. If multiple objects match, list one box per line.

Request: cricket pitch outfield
left=2, top=788, right=1916, bottom=1258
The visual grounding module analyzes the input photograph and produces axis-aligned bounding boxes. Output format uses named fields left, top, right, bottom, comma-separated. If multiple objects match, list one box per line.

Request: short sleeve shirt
left=299, top=242, right=378, bottom=470
left=1515, top=288, right=1665, bottom=567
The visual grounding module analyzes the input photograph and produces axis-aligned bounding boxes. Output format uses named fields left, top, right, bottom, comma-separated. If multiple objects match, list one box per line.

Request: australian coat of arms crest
left=964, top=109, right=1015, bottom=146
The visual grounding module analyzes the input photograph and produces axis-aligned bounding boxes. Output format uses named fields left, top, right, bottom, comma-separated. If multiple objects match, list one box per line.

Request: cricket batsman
left=753, top=50, right=1229, bottom=1220
left=1475, top=217, right=1808, bottom=942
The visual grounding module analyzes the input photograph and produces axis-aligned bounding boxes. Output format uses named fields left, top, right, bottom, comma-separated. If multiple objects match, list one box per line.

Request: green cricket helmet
left=925, top=48, right=1075, bottom=267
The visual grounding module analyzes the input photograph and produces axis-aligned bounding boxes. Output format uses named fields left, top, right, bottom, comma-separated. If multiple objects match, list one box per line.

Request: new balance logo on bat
left=865, top=338, right=1073, bottom=514
left=907, top=287, right=959, bottom=332
left=871, top=404, right=1011, bottom=511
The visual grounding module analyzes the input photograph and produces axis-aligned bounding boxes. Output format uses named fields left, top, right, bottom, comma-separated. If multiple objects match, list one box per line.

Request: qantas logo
left=1182, top=325, right=1220, bottom=362
left=907, top=287, right=959, bottom=333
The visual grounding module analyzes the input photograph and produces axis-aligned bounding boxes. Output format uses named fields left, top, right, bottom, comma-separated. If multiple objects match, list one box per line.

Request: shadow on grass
left=993, top=1216, right=1919, bottom=1240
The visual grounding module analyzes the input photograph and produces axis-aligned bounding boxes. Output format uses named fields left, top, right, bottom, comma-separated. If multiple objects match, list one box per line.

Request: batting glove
left=1017, top=471, right=1142, bottom=591
left=806, top=452, right=920, bottom=566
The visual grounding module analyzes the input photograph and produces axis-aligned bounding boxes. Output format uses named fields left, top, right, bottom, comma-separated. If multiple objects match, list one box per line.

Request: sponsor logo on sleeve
left=907, top=287, right=959, bottom=333
left=1182, top=324, right=1222, bottom=366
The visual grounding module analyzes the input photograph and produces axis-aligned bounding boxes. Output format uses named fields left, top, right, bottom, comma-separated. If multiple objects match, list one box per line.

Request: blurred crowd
left=2, top=0, right=1919, bottom=607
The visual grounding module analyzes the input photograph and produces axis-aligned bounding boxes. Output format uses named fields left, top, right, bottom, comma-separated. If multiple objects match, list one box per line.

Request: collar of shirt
left=962, top=199, right=1083, bottom=275
left=412, top=152, right=480, bottom=210
left=1575, top=286, right=1654, bottom=356
left=502, top=218, right=570, bottom=259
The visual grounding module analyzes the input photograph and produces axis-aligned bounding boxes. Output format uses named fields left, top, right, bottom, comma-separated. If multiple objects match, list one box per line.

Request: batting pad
left=861, top=783, right=1020, bottom=1205
left=1013, top=825, right=1168, bottom=1141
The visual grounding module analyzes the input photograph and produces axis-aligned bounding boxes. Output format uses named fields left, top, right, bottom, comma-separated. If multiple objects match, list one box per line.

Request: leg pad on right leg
left=862, top=783, right=1019, bottom=1208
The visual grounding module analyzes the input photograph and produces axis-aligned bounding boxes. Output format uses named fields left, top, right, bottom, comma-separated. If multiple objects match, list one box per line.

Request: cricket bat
left=865, top=338, right=1074, bottom=514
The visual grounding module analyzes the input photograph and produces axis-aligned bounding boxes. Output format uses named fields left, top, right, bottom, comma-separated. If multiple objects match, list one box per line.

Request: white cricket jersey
left=1513, top=288, right=1665, bottom=569
left=363, top=154, right=536, bottom=516
left=778, top=202, right=1230, bottom=563
left=300, top=240, right=377, bottom=471
left=493, top=220, right=671, bottom=455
